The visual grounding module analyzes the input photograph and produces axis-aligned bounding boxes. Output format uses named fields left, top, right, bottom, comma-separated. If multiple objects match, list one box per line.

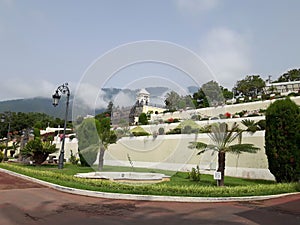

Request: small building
left=264, top=80, right=300, bottom=95
left=111, top=89, right=165, bottom=126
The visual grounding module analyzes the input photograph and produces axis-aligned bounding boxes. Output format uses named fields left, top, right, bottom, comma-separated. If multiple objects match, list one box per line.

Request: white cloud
left=75, top=83, right=107, bottom=110
left=198, top=27, right=252, bottom=88
left=176, top=0, right=219, bottom=14
left=0, top=78, right=57, bottom=100
left=113, top=91, right=135, bottom=108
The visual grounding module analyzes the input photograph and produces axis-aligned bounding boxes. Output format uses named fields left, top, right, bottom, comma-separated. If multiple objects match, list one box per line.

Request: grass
left=0, top=163, right=299, bottom=197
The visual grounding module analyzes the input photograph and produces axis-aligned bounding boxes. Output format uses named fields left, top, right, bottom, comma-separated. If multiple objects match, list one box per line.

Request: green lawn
left=0, top=163, right=299, bottom=197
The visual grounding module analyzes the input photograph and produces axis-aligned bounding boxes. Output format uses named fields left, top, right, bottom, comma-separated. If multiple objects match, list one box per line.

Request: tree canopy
left=234, top=75, right=265, bottom=97
left=165, top=91, right=194, bottom=111
left=192, top=81, right=231, bottom=108
left=275, top=69, right=300, bottom=82
left=0, top=112, right=68, bottom=138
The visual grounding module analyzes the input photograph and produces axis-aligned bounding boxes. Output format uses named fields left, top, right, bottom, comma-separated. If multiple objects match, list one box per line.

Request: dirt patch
left=58, top=202, right=137, bottom=217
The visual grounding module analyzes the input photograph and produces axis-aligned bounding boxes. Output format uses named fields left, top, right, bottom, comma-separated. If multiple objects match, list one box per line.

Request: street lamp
left=52, top=83, right=70, bottom=169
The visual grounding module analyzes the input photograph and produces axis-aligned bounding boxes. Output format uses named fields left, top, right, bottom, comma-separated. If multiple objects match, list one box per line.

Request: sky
left=1, top=0, right=300, bottom=105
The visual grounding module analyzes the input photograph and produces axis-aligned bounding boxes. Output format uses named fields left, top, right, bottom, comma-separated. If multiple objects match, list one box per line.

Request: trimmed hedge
left=265, top=98, right=300, bottom=182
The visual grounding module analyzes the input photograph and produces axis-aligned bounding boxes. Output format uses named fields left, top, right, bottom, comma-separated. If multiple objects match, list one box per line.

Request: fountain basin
left=74, top=172, right=170, bottom=184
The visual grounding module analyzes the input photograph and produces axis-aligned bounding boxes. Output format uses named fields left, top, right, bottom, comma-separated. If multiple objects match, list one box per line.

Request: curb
left=0, top=168, right=298, bottom=203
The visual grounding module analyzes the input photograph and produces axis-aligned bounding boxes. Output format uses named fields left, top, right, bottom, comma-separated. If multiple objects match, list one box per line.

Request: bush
left=21, top=138, right=58, bottom=165
left=138, top=113, right=148, bottom=125
left=158, top=127, right=165, bottom=135
left=191, top=115, right=201, bottom=121
left=265, top=98, right=300, bottom=182
left=166, top=128, right=181, bottom=135
left=132, top=131, right=150, bottom=137
left=130, top=126, right=149, bottom=136
left=69, top=150, right=79, bottom=165
left=188, top=166, right=201, bottom=182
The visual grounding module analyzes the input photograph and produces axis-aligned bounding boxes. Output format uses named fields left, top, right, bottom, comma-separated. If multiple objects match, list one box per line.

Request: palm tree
left=189, top=122, right=259, bottom=186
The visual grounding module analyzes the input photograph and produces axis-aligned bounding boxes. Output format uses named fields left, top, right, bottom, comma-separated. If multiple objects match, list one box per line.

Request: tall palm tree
left=189, top=122, right=259, bottom=186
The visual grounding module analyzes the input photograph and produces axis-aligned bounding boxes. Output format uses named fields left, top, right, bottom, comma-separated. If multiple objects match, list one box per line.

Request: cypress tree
left=265, top=98, right=300, bottom=182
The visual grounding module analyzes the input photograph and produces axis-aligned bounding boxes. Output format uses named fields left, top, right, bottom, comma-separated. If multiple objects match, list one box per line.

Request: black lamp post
left=52, top=83, right=70, bottom=169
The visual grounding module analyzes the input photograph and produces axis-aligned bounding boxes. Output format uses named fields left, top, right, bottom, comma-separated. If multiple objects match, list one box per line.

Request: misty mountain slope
left=0, top=86, right=198, bottom=118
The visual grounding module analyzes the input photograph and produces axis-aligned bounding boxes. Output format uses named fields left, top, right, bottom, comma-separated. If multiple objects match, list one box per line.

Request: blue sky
left=1, top=0, right=300, bottom=102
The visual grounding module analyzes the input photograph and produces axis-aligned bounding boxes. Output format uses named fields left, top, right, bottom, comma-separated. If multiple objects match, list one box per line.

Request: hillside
left=0, top=86, right=196, bottom=118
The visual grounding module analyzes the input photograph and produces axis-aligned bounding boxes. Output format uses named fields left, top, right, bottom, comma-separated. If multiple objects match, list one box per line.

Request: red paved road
left=0, top=171, right=299, bottom=225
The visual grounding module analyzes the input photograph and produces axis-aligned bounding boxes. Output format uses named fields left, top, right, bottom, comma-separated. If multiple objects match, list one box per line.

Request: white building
left=264, top=80, right=300, bottom=95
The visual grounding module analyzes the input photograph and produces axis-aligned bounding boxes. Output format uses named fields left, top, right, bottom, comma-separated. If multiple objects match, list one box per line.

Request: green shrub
left=158, top=127, right=165, bottom=135
left=132, top=131, right=150, bottom=137
left=21, top=138, right=58, bottom=165
left=188, top=166, right=201, bottom=182
left=69, top=150, right=79, bottom=165
left=130, top=126, right=149, bottom=136
left=265, top=98, right=300, bottom=182
left=191, top=115, right=201, bottom=121
left=166, top=128, right=181, bottom=135
left=138, top=113, right=148, bottom=125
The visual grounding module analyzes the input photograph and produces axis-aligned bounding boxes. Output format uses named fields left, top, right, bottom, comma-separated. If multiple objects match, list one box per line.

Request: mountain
left=0, top=86, right=197, bottom=118
left=0, top=97, right=72, bottom=119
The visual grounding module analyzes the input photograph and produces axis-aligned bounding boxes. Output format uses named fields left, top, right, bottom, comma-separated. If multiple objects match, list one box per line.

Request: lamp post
left=52, top=83, right=70, bottom=169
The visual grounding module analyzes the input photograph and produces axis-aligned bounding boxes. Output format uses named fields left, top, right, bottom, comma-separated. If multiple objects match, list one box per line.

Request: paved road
left=0, top=171, right=299, bottom=225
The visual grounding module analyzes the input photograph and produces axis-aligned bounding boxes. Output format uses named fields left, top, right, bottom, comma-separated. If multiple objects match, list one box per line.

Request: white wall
left=104, top=131, right=275, bottom=180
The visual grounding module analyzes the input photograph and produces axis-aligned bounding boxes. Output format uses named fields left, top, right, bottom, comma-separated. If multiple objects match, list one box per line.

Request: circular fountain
left=74, top=172, right=170, bottom=184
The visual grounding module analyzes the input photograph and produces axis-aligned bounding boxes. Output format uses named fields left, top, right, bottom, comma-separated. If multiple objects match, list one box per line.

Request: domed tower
left=137, top=88, right=150, bottom=106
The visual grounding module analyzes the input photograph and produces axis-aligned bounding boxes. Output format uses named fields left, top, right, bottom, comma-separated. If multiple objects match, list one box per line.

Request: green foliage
left=98, top=117, right=117, bottom=147
left=69, top=150, right=79, bottom=165
left=192, top=89, right=209, bottom=108
left=165, top=91, right=181, bottom=111
left=76, top=117, right=117, bottom=169
left=201, top=80, right=225, bottom=106
left=1, top=163, right=299, bottom=197
left=166, top=120, right=201, bottom=135
left=189, top=122, right=259, bottom=186
left=235, top=75, right=265, bottom=97
left=0, top=150, right=3, bottom=162
left=77, top=118, right=101, bottom=166
left=130, top=126, right=149, bottom=136
left=21, top=138, right=58, bottom=165
left=265, top=98, right=300, bottom=182
left=165, top=91, right=194, bottom=111
left=188, top=166, right=201, bottom=182
left=0, top=111, right=68, bottom=138
left=79, top=144, right=99, bottom=166
left=166, top=127, right=181, bottom=135
left=276, top=68, right=300, bottom=82
left=77, top=118, right=100, bottom=150
left=138, top=113, right=148, bottom=125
